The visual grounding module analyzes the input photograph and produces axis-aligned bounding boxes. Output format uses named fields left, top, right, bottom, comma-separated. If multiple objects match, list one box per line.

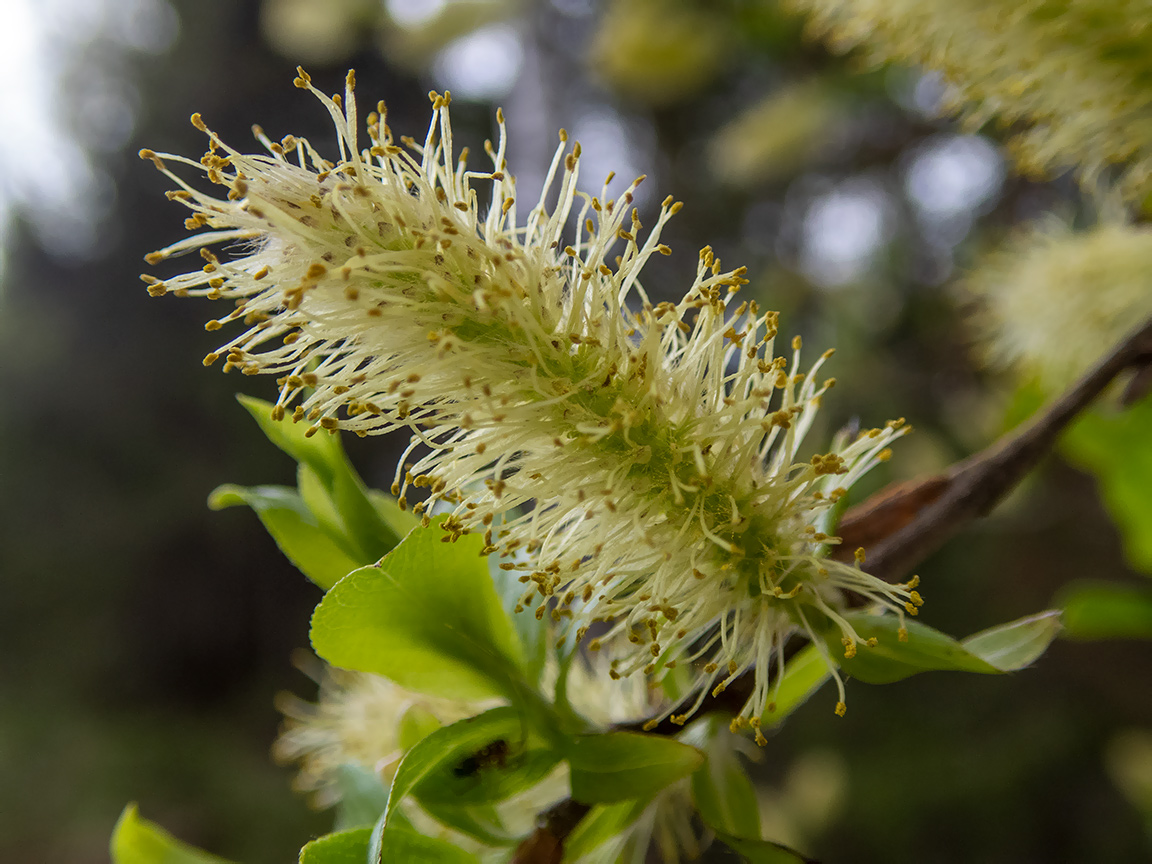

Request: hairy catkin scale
left=141, top=69, right=918, bottom=733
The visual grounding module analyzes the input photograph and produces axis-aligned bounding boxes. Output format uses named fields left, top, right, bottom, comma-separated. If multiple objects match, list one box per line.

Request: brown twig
left=511, top=799, right=590, bottom=864
left=511, top=316, right=1152, bottom=862
left=848, top=315, right=1152, bottom=581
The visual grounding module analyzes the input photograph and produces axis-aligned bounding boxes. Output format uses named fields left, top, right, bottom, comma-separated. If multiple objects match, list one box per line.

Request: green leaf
left=110, top=804, right=234, bottom=864
left=333, top=765, right=390, bottom=831
left=397, top=704, right=445, bottom=751
left=237, top=395, right=403, bottom=562
left=298, top=828, right=372, bottom=864
left=1058, top=581, right=1152, bottom=640
left=415, top=745, right=561, bottom=807
left=367, top=489, right=420, bottom=543
left=828, top=610, right=1060, bottom=684
left=297, top=463, right=352, bottom=541
left=961, top=610, right=1063, bottom=668
left=412, top=800, right=517, bottom=847
left=238, top=394, right=343, bottom=482
left=690, top=717, right=760, bottom=838
left=714, top=832, right=816, bottom=863
left=762, top=645, right=830, bottom=728
left=209, top=484, right=362, bottom=590
left=376, top=709, right=522, bottom=849
left=566, top=731, right=704, bottom=804
left=562, top=797, right=654, bottom=860
left=367, top=821, right=480, bottom=864
left=828, top=614, right=994, bottom=684
left=311, top=518, right=525, bottom=701
left=1063, top=398, right=1152, bottom=574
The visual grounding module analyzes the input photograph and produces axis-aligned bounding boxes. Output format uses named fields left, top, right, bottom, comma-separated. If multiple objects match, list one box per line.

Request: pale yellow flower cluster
left=141, top=70, right=916, bottom=732
left=273, top=660, right=490, bottom=808
left=965, top=219, right=1152, bottom=390
left=787, top=0, right=1152, bottom=198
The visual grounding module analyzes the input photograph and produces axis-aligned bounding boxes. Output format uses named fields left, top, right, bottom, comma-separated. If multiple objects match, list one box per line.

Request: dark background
left=1, top=1, right=1149, bottom=861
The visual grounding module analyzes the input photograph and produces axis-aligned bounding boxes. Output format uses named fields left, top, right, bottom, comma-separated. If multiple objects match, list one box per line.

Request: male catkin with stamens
left=140, top=68, right=919, bottom=738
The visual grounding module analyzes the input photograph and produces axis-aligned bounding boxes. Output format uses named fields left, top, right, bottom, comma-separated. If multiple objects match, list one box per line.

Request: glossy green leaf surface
left=1058, top=581, right=1152, bottom=640
left=961, top=610, right=1063, bottom=668
left=110, top=805, right=233, bottom=864
left=566, top=730, right=704, bottom=804
left=414, top=744, right=561, bottom=806
left=762, top=644, right=830, bottom=727
left=827, top=610, right=1060, bottom=684
left=367, top=821, right=480, bottom=864
left=412, top=800, right=517, bottom=847
left=238, top=395, right=405, bottom=562
left=311, top=518, right=525, bottom=701
left=375, top=709, right=522, bottom=851
left=209, top=484, right=362, bottom=589
left=298, top=828, right=372, bottom=864
left=690, top=717, right=760, bottom=838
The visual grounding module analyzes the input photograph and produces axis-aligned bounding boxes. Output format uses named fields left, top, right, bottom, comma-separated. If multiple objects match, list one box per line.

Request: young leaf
left=376, top=709, right=523, bottom=845
left=209, top=484, right=361, bottom=590
left=398, top=703, right=445, bottom=751
left=110, top=804, right=234, bottom=864
left=237, top=394, right=344, bottom=484
left=298, top=828, right=372, bottom=864
left=297, top=463, right=353, bottom=541
left=367, top=489, right=420, bottom=542
left=562, top=797, right=654, bottom=860
left=690, top=717, right=760, bottom=839
left=961, top=610, right=1063, bottom=668
left=237, top=395, right=404, bottom=560
left=1058, top=581, right=1152, bottom=640
left=415, top=745, right=561, bottom=807
left=412, top=800, right=518, bottom=847
left=761, top=644, right=830, bottom=728
left=566, top=731, right=704, bottom=804
left=311, top=518, right=525, bottom=701
left=367, top=820, right=480, bottom=864
left=714, top=831, right=816, bottom=864
left=826, top=610, right=1059, bottom=684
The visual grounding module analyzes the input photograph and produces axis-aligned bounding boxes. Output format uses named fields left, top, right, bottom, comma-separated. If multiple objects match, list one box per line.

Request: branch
left=511, top=798, right=590, bottom=864
left=839, top=314, right=1152, bottom=581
